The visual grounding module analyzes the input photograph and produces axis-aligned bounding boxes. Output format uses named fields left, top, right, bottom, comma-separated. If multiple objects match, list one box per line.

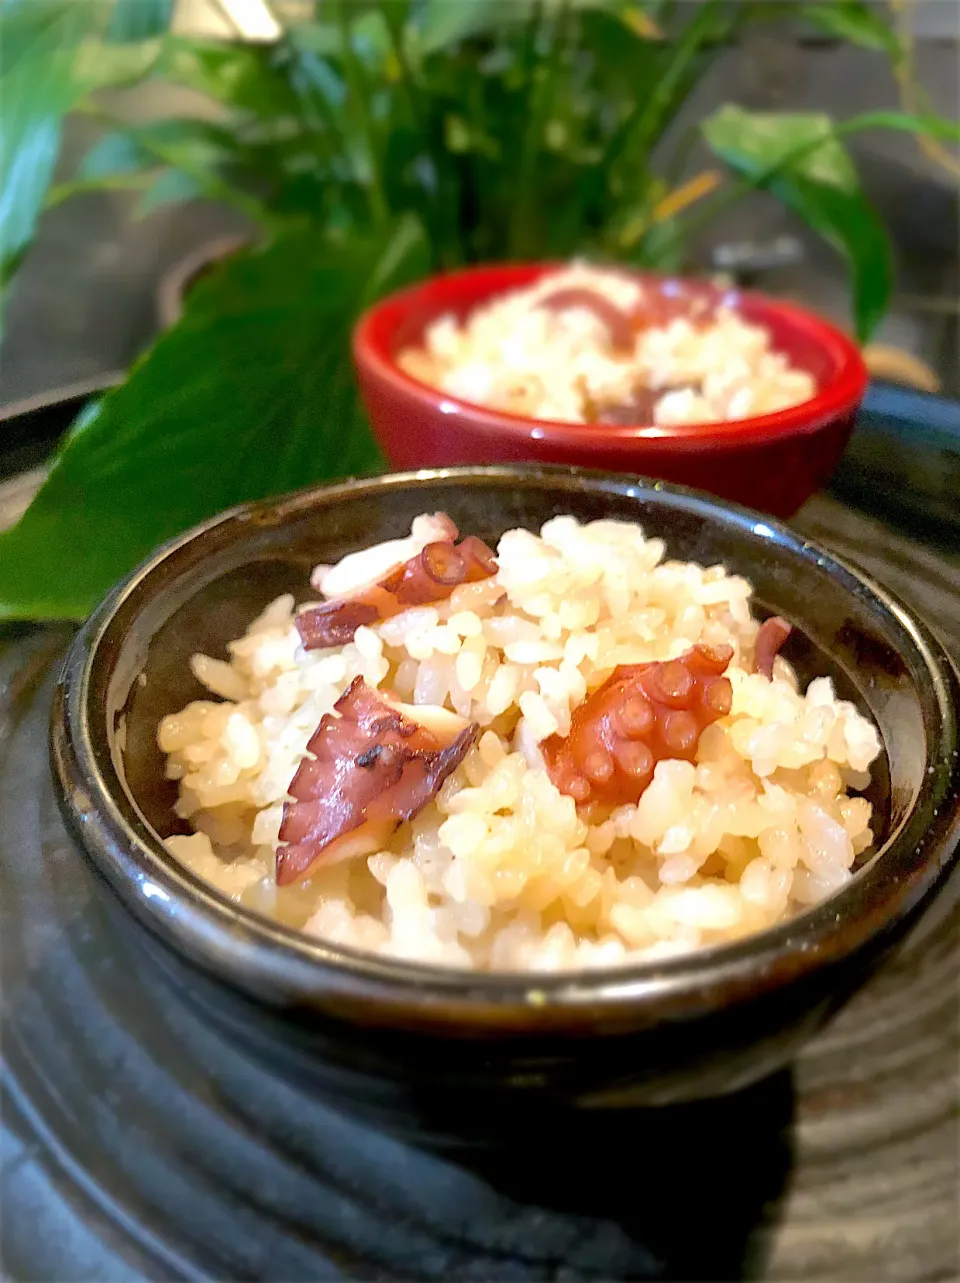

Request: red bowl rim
left=353, top=261, right=870, bottom=452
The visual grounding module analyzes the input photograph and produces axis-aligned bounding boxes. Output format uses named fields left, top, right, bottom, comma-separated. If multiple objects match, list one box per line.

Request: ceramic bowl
left=353, top=265, right=869, bottom=517
left=50, top=467, right=960, bottom=1147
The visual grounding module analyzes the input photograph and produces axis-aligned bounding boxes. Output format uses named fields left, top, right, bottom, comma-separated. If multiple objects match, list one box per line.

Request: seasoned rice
left=159, top=515, right=881, bottom=970
left=397, top=264, right=817, bottom=426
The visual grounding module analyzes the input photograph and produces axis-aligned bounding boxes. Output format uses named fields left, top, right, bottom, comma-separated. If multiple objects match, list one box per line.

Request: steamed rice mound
left=397, top=263, right=817, bottom=426
left=159, top=516, right=881, bottom=971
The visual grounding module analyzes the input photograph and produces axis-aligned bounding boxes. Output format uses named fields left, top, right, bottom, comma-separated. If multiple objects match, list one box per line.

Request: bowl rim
left=352, top=262, right=870, bottom=452
left=51, top=465, right=960, bottom=1024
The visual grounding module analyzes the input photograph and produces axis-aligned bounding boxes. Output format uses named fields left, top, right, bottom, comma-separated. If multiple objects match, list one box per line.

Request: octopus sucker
left=543, top=644, right=734, bottom=808
left=277, top=678, right=478, bottom=885
left=296, top=519, right=498, bottom=651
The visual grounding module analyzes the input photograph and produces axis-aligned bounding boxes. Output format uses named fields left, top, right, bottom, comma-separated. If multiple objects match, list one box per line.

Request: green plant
left=0, top=0, right=955, bottom=619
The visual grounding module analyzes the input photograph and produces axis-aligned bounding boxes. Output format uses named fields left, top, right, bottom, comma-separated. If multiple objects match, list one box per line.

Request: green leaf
left=839, top=108, right=960, bottom=145
left=157, top=36, right=314, bottom=114
left=136, top=166, right=205, bottom=215
left=0, top=217, right=429, bottom=621
left=107, top=0, right=174, bottom=42
left=80, top=117, right=242, bottom=181
left=0, top=1, right=158, bottom=291
left=626, top=0, right=745, bottom=150
left=295, top=11, right=392, bottom=69
left=77, top=129, right=153, bottom=181
left=702, top=105, right=893, bottom=341
left=415, top=0, right=640, bottom=56
left=72, top=115, right=275, bottom=225
left=45, top=172, right=158, bottom=208
left=157, top=34, right=349, bottom=175
left=799, top=2, right=900, bottom=57
left=414, top=0, right=509, bottom=54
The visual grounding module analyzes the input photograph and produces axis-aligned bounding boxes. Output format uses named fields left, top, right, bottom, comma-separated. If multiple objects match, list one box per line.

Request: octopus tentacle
left=542, top=643, right=734, bottom=808
left=294, top=600, right=380, bottom=650
left=381, top=541, right=468, bottom=606
left=297, top=530, right=498, bottom=651
left=754, top=616, right=793, bottom=680
left=539, top=285, right=715, bottom=359
left=539, top=286, right=636, bottom=353
left=277, top=678, right=478, bottom=885
left=311, top=512, right=459, bottom=598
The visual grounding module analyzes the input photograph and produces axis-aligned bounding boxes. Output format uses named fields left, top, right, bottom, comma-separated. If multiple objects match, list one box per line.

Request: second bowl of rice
left=353, top=263, right=869, bottom=517
left=51, top=467, right=960, bottom=1142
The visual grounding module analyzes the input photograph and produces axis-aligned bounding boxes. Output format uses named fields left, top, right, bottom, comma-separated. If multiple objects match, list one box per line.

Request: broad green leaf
left=0, top=218, right=429, bottom=621
left=799, top=2, right=899, bottom=57
left=702, top=105, right=893, bottom=341
left=0, top=1, right=107, bottom=75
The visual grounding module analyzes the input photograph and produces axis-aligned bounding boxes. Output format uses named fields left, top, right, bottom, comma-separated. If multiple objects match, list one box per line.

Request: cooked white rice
left=397, top=263, right=817, bottom=426
left=159, top=516, right=881, bottom=971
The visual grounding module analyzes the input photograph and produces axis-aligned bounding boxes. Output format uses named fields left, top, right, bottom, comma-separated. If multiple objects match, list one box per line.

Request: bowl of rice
left=353, top=263, right=869, bottom=517
left=51, top=467, right=960, bottom=1145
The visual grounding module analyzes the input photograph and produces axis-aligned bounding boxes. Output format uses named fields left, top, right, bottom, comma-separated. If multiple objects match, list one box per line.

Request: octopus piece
left=297, top=531, right=498, bottom=651
left=542, top=643, right=734, bottom=808
left=539, top=284, right=715, bottom=361
left=277, top=678, right=478, bottom=885
left=754, top=616, right=793, bottom=680
left=311, top=512, right=458, bottom=599
left=593, top=387, right=675, bottom=426
left=539, top=286, right=637, bottom=353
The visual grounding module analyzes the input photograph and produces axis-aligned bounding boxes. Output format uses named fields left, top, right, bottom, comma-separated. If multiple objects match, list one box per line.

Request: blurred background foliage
left=0, top=0, right=956, bottom=618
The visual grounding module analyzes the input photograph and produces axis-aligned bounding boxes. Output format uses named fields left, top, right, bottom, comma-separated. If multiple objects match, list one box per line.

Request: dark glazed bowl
left=51, top=467, right=960, bottom=1148
left=352, top=264, right=869, bottom=517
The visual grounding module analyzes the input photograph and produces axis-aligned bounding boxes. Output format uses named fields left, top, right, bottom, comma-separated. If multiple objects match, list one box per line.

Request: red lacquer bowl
left=353, top=263, right=869, bottom=517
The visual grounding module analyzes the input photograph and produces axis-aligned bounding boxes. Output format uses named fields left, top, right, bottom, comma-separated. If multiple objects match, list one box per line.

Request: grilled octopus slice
left=542, top=643, right=734, bottom=808
left=277, top=678, right=478, bottom=884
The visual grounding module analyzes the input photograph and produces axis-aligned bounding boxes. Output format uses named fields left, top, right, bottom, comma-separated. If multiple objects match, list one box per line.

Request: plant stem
left=508, top=0, right=550, bottom=259
left=381, top=3, right=424, bottom=133
left=336, top=0, right=388, bottom=226
left=379, top=0, right=451, bottom=262
left=889, top=0, right=960, bottom=179
left=598, top=0, right=728, bottom=180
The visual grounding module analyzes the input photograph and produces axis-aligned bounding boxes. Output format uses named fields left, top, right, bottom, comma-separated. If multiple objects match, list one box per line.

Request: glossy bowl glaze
left=51, top=467, right=960, bottom=1147
left=353, top=264, right=869, bottom=517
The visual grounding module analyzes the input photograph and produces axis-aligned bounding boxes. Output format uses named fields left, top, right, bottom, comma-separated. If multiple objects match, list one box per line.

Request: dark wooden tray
left=2, top=383, right=958, bottom=1282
